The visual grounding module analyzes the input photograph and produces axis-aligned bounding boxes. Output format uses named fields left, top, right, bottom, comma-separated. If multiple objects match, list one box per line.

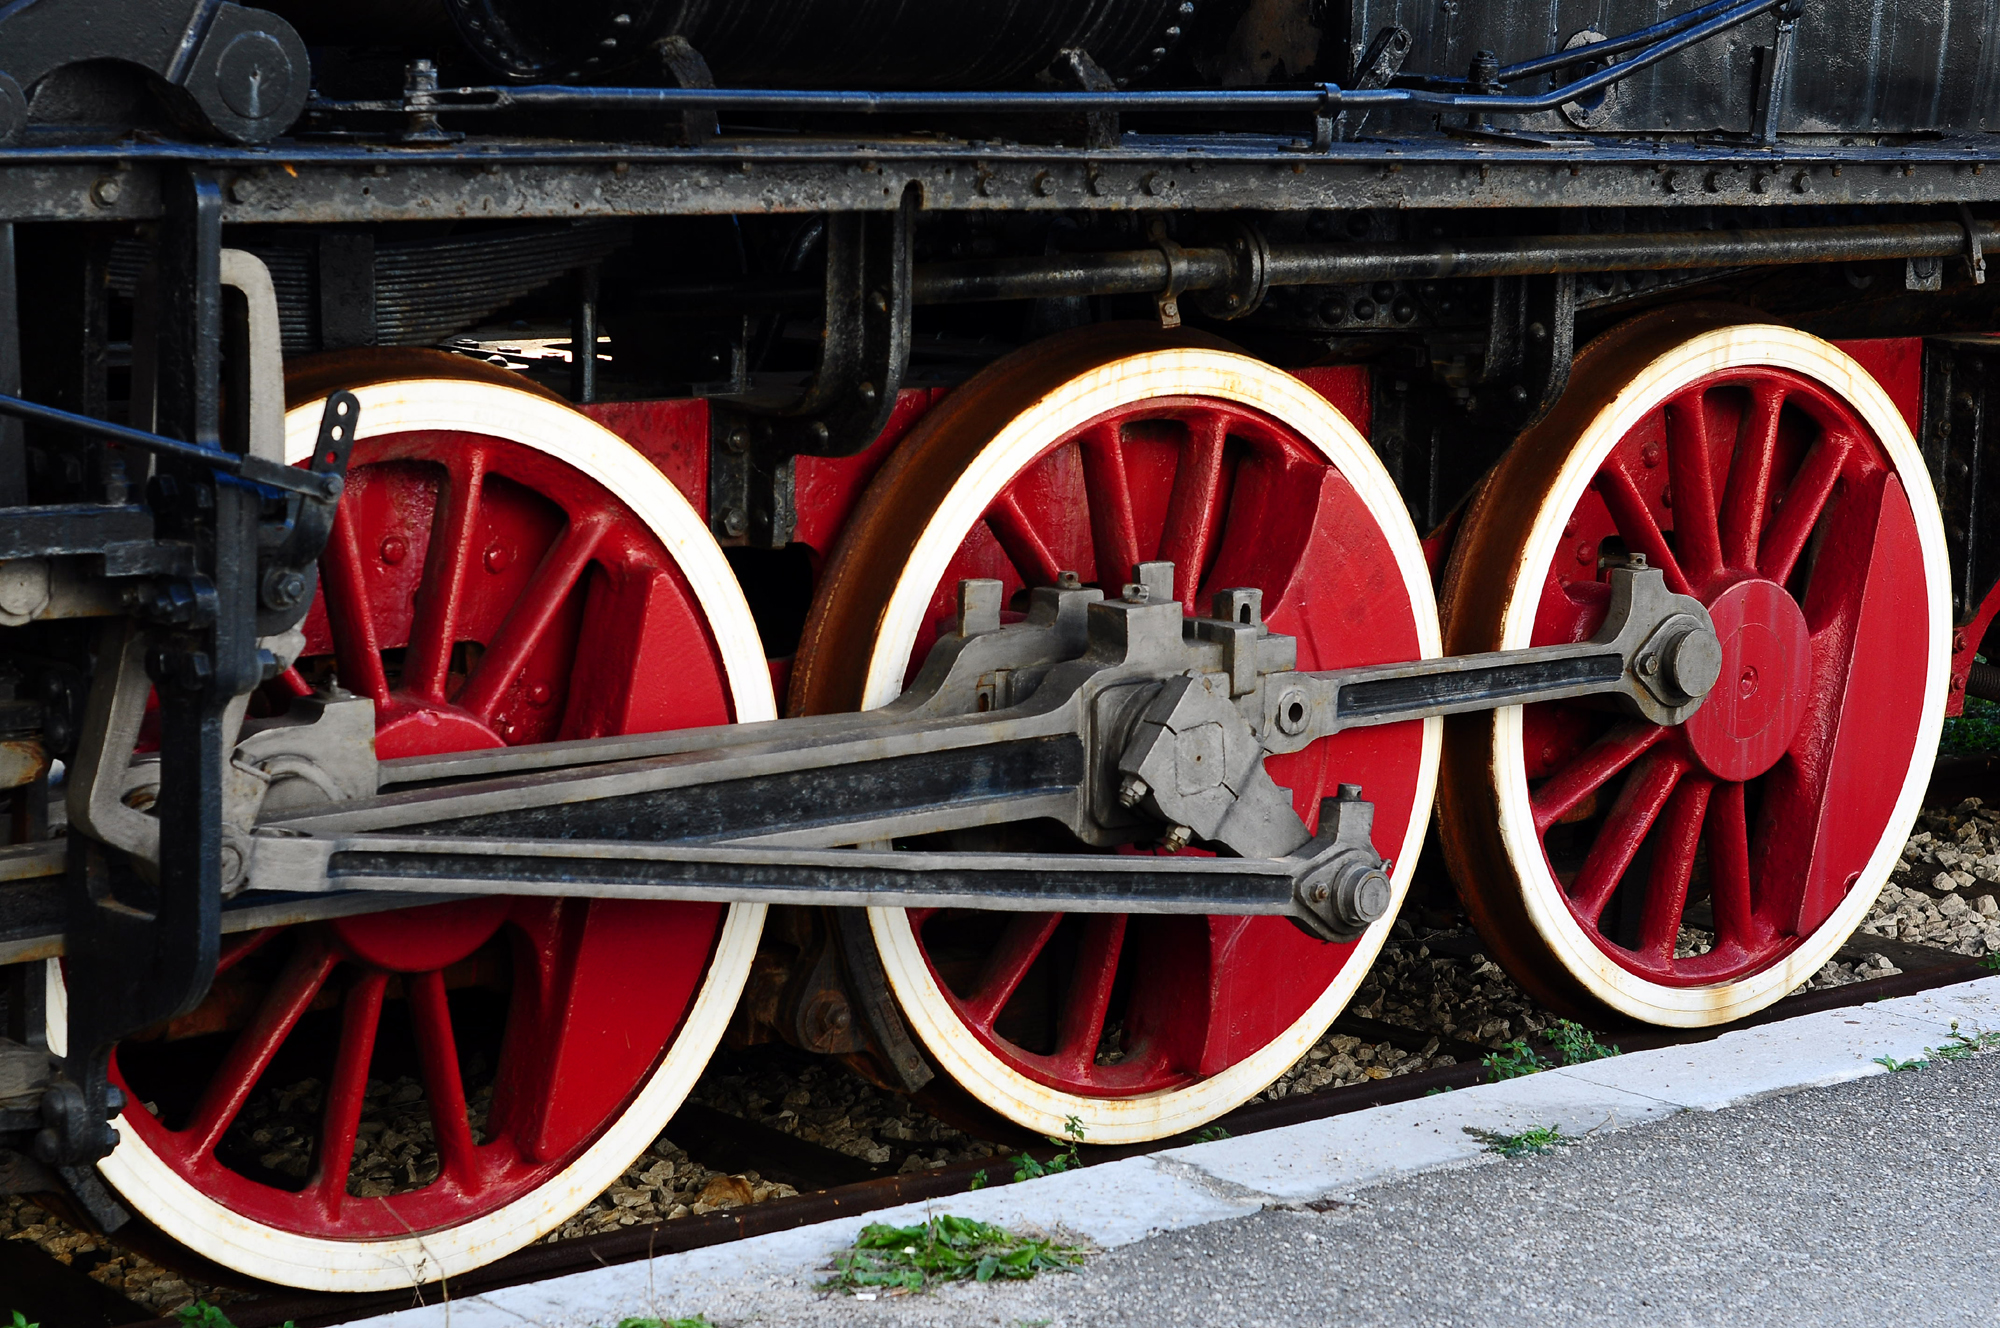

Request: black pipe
left=908, top=219, right=1998, bottom=306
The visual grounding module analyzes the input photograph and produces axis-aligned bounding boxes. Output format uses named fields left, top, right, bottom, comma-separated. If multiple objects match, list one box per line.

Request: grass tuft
left=823, top=1214, right=1086, bottom=1295
left=1467, top=1124, right=1575, bottom=1157
left=612, top=1317, right=714, bottom=1328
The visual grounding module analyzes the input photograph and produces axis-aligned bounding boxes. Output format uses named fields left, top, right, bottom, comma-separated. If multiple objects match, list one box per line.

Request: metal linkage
left=304, top=0, right=1789, bottom=147
left=243, top=559, right=1718, bottom=943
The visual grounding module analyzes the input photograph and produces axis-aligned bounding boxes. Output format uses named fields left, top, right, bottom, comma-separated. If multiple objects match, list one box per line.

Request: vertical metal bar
left=571, top=265, right=599, bottom=404
left=0, top=222, right=23, bottom=506
left=58, top=168, right=233, bottom=1168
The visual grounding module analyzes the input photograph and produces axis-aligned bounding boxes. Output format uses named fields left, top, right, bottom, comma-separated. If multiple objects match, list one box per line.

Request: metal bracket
left=656, top=37, right=719, bottom=147
left=1046, top=47, right=1119, bottom=151
left=0, top=0, right=310, bottom=145
left=1962, top=205, right=1988, bottom=286
left=716, top=183, right=917, bottom=547
left=1750, top=1, right=1802, bottom=143
left=1479, top=272, right=1576, bottom=432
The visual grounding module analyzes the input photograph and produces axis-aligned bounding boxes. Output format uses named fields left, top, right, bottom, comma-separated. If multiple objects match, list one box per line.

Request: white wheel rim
left=862, top=348, right=1443, bottom=1143
left=52, top=376, right=775, bottom=1290
left=1490, top=326, right=1950, bottom=1026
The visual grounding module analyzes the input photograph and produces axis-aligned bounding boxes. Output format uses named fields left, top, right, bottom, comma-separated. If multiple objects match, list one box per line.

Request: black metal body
left=5, top=0, right=2000, bottom=1201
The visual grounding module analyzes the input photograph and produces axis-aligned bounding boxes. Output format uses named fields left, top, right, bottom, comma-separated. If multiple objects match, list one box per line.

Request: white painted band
left=58, top=376, right=774, bottom=1290
left=863, top=348, right=1443, bottom=1143
left=1491, top=326, right=1951, bottom=1025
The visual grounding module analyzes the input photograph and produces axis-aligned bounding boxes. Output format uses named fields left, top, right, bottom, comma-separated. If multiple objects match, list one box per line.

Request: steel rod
left=910, top=220, right=1998, bottom=305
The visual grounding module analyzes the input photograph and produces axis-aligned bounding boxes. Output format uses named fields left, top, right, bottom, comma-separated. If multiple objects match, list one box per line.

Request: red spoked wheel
left=1437, top=314, right=1950, bottom=1027
left=790, top=327, right=1441, bottom=1142
left=60, top=353, right=774, bottom=1290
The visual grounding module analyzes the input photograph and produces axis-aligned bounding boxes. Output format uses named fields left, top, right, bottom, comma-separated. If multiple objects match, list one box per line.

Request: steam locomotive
left=0, top=0, right=1993, bottom=1292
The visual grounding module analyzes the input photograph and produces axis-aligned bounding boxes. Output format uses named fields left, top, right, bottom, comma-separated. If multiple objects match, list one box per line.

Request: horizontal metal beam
left=249, top=834, right=1303, bottom=915
left=913, top=219, right=2000, bottom=305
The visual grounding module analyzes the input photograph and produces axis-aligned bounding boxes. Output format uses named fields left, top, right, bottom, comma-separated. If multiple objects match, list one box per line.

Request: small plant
left=1546, top=1019, right=1620, bottom=1065
left=172, top=1305, right=293, bottom=1328
left=1012, top=1114, right=1086, bottom=1181
left=1467, top=1124, right=1574, bottom=1157
left=822, top=1214, right=1086, bottom=1294
left=1192, top=1125, right=1231, bottom=1143
left=13, top=1311, right=39, bottom=1328
left=1981, top=952, right=2000, bottom=973
left=1482, top=1039, right=1546, bottom=1080
left=1873, top=1054, right=1926, bottom=1072
left=1928, top=1023, right=2000, bottom=1062
left=967, top=1169, right=989, bottom=1190
left=613, top=1317, right=713, bottom=1328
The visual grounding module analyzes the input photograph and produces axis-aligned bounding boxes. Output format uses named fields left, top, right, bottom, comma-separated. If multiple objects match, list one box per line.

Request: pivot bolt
left=1117, top=774, right=1150, bottom=807
left=1663, top=625, right=1724, bottom=699
left=1158, top=824, right=1192, bottom=853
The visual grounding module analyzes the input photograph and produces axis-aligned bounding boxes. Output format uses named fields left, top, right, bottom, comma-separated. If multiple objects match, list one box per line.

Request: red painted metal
left=111, top=420, right=738, bottom=1241
left=1519, top=365, right=1931, bottom=984
left=901, top=394, right=1427, bottom=1097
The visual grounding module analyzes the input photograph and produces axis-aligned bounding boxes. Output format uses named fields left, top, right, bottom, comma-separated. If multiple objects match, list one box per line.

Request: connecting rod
left=244, top=558, right=1718, bottom=941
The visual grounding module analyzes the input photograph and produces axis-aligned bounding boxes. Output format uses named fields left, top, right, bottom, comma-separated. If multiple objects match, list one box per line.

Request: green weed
left=1928, top=1023, right=2000, bottom=1062
left=612, top=1317, right=713, bottom=1328
left=13, top=1311, right=38, bottom=1328
left=1192, top=1125, right=1232, bottom=1143
left=1877, top=1022, right=2000, bottom=1073
left=173, top=1305, right=293, bottom=1328
left=1012, top=1114, right=1085, bottom=1181
left=1482, top=1039, right=1546, bottom=1080
left=1546, top=1019, right=1620, bottom=1064
left=1467, top=1125, right=1575, bottom=1157
left=822, top=1214, right=1086, bottom=1294
left=967, top=1169, right=989, bottom=1190
left=1941, top=693, right=2000, bottom=756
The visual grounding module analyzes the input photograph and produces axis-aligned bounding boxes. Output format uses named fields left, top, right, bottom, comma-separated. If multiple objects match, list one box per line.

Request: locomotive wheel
left=790, top=326, right=1441, bottom=1143
left=59, top=353, right=774, bottom=1290
left=1437, top=313, right=1950, bottom=1027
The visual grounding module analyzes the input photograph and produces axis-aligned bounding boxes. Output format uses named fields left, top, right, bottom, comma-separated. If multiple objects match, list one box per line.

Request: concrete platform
left=358, top=976, right=2000, bottom=1328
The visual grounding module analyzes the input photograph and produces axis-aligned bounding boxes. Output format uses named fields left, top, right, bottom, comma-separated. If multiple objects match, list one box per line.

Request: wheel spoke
left=984, top=492, right=1065, bottom=590
left=403, top=450, right=488, bottom=702
left=1593, top=469, right=1691, bottom=595
left=1636, top=775, right=1714, bottom=962
left=1570, top=751, right=1689, bottom=923
left=311, top=970, right=387, bottom=1214
left=1706, top=780, right=1761, bottom=953
left=1718, top=380, right=1787, bottom=571
left=1051, top=915, right=1127, bottom=1080
left=1532, top=721, right=1672, bottom=833
left=1663, top=388, right=1724, bottom=585
left=407, top=968, right=480, bottom=1188
left=319, top=504, right=391, bottom=703
left=1159, top=410, right=1231, bottom=611
left=182, top=938, right=337, bottom=1159
left=455, top=516, right=610, bottom=721
left=1078, top=421, right=1141, bottom=590
left=961, top=913, right=1064, bottom=1029
left=1758, top=432, right=1856, bottom=587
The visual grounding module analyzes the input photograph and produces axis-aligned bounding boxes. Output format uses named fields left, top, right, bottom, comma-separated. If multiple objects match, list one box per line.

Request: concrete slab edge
left=360, top=973, right=2000, bottom=1328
